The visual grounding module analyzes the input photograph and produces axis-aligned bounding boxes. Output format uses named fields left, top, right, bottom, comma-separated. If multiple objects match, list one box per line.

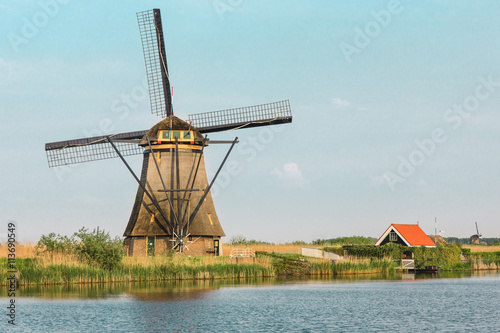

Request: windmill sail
left=189, top=100, right=292, bottom=133
left=137, top=8, right=172, bottom=118
left=45, top=131, right=146, bottom=167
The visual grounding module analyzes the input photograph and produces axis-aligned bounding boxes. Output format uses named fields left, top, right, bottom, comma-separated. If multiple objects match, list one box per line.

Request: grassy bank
left=2, top=243, right=499, bottom=286
left=257, top=252, right=398, bottom=276
left=332, top=244, right=500, bottom=271
left=310, top=258, right=397, bottom=275
left=0, top=256, right=275, bottom=286
left=1, top=251, right=400, bottom=286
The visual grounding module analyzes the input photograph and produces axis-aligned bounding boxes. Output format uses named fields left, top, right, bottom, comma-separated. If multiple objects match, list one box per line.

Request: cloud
left=331, top=97, right=350, bottom=107
left=272, top=162, right=303, bottom=181
left=283, top=162, right=302, bottom=180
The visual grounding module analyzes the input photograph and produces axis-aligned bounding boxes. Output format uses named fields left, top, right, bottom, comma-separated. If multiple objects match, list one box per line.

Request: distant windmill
left=470, top=222, right=482, bottom=244
left=44, top=9, right=292, bottom=257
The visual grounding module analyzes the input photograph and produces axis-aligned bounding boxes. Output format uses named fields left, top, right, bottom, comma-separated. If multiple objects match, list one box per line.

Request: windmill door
left=214, top=240, right=220, bottom=256
left=147, top=237, right=155, bottom=256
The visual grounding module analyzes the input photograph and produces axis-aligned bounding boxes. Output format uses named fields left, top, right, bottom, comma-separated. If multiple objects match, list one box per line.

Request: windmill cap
left=139, top=116, right=203, bottom=145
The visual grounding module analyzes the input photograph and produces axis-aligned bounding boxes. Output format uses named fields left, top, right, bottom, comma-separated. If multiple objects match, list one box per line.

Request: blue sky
left=1, top=0, right=499, bottom=243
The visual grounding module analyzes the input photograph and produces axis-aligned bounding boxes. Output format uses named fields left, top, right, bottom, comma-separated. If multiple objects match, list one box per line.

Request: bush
left=324, top=246, right=343, bottom=256
left=312, top=236, right=377, bottom=246
left=72, top=227, right=124, bottom=270
left=343, top=243, right=403, bottom=259
left=225, top=235, right=272, bottom=246
left=36, top=227, right=124, bottom=270
left=36, top=233, right=74, bottom=254
left=461, top=248, right=471, bottom=256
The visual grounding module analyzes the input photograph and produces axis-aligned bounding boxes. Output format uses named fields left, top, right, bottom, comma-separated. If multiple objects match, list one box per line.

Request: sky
left=1, top=0, right=500, bottom=244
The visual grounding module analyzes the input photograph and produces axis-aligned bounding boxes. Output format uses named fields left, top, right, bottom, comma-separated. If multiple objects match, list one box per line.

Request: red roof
left=375, top=224, right=435, bottom=247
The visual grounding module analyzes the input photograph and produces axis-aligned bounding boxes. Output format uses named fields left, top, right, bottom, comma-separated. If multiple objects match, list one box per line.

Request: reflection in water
left=2, top=270, right=495, bottom=300
left=1, top=272, right=499, bottom=332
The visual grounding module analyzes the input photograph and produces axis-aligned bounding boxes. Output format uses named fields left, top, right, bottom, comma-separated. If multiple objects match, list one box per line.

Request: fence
left=229, top=248, right=255, bottom=257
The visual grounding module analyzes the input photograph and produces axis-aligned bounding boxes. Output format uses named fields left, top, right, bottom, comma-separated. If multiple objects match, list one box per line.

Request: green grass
left=0, top=257, right=275, bottom=286
left=309, top=259, right=398, bottom=275
left=257, top=252, right=398, bottom=276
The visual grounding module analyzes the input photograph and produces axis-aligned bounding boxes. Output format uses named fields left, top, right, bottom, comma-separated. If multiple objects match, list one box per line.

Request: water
left=2, top=272, right=499, bottom=332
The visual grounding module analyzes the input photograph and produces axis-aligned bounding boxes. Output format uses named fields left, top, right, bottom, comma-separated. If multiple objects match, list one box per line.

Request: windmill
left=44, top=9, right=292, bottom=257
left=470, top=222, right=482, bottom=244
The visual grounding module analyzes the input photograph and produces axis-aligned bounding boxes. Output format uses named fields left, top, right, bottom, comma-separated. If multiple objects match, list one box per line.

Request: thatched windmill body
left=45, top=9, right=292, bottom=256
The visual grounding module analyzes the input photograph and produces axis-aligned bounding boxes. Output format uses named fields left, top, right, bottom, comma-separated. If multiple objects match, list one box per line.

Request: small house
left=375, top=224, right=436, bottom=247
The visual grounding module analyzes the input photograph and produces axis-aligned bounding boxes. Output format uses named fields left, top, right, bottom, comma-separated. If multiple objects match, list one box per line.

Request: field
left=462, top=245, right=500, bottom=252
left=226, top=244, right=322, bottom=253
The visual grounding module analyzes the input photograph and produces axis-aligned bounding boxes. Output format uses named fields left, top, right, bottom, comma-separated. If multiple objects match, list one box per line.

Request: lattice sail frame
left=45, top=9, right=293, bottom=169
left=189, top=100, right=292, bottom=133
left=45, top=131, right=146, bottom=167
left=137, top=9, right=171, bottom=118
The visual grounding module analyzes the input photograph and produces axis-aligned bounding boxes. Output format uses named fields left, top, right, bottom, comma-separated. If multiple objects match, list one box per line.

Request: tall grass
left=0, top=255, right=275, bottom=286
left=257, top=252, right=398, bottom=276
left=0, top=242, right=37, bottom=258
left=470, top=259, right=500, bottom=270
left=309, top=258, right=397, bottom=275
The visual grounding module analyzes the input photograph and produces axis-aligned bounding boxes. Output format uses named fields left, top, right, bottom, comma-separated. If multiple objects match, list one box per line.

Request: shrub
left=36, top=233, right=74, bottom=254
left=312, top=236, right=377, bottom=246
left=461, top=248, right=471, bottom=256
left=324, top=246, right=343, bottom=256
left=343, top=243, right=403, bottom=259
left=36, top=227, right=124, bottom=270
left=226, top=235, right=272, bottom=246
left=72, top=227, right=124, bottom=270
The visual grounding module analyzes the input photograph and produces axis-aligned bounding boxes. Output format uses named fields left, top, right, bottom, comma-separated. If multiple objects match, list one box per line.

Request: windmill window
left=162, top=131, right=170, bottom=139
left=173, top=131, right=181, bottom=139
left=183, top=131, right=191, bottom=139
left=390, top=232, right=397, bottom=242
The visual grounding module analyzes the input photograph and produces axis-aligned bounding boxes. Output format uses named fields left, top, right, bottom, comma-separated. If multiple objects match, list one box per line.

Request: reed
left=0, top=254, right=275, bottom=286
left=0, top=242, right=37, bottom=258
left=309, top=258, right=397, bottom=275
